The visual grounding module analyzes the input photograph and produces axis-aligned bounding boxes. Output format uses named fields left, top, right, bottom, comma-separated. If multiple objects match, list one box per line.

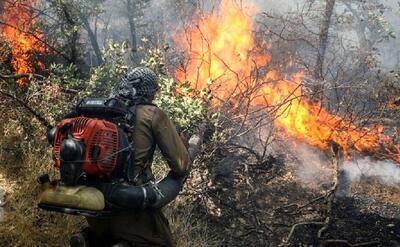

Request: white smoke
left=342, top=158, right=400, bottom=186
left=253, top=0, right=304, bottom=12
left=284, top=141, right=400, bottom=188
left=286, top=143, right=335, bottom=187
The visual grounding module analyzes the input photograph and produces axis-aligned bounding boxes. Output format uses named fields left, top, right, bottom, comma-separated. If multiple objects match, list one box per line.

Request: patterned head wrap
left=116, top=67, right=159, bottom=100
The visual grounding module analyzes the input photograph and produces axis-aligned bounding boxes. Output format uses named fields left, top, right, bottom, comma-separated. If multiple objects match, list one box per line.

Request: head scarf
left=116, top=67, right=159, bottom=100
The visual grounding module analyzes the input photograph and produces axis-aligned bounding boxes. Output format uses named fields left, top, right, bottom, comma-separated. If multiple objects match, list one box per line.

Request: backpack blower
left=38, top=97, right=186, bottom=217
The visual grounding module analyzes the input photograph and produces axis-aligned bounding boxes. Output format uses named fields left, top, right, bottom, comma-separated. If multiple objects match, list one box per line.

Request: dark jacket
left=131, top=104, right=189, bottom=184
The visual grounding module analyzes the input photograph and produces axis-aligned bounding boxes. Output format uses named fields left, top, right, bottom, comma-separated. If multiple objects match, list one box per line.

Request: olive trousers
left=86, top=209, right=174, bottom=247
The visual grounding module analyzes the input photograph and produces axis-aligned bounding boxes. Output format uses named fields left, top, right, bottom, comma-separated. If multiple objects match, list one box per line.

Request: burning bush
left=0, top=0, right=45, bottom=86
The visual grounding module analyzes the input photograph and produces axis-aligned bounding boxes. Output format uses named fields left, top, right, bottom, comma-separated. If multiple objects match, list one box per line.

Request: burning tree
left=173, top=0, right=400, bottom=163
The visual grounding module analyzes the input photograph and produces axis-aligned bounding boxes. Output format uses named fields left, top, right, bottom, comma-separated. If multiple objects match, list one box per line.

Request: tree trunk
left=59, top=1, right=83, bottom=72
left=126, top=0, right=137, bottom=53
left=69, top=29, right=79, bottom=65
left=314, top=0, right=336, bottom=80
left=83, top=19, right=104, bottom=65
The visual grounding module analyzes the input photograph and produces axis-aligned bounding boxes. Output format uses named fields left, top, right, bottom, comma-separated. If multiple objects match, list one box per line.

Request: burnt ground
left=178, top=145, right=400, bottom=247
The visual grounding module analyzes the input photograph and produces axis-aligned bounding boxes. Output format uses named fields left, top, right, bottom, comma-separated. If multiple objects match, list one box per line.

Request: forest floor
left=179, top=140, right=400, bottom=247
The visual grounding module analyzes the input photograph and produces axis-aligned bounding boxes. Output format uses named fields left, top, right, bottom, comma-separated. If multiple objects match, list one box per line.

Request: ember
left=174, top=0, right=400, bottom=163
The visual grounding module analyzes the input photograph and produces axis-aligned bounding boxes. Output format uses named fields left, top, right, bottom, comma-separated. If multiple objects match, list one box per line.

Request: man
left=71, top=67, right=190, bottom=247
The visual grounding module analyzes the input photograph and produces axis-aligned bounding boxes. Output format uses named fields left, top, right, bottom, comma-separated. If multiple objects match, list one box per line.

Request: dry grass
left=0, top=118, right=218, bottom=247
left=0, top=119, right=83, bottom=247
left=153, top=152, right=220, bottom=246
left=164, top=203, right=220, bottom=247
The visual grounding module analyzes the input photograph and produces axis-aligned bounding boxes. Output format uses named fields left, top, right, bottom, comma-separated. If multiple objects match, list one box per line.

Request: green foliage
left=26, top=41, right=129, bottom=122
left=3, top=42, right=205, bottom=131
left=154, top=76, right=206, bottom=132
left=141, top=48, right=165, bottom=74
left=87, top=41, right=129, bottom=96
left=142, top=48, right=208, bottom=133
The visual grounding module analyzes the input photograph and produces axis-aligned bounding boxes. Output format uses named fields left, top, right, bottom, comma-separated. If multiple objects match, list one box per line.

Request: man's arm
left=151, top=108, right=190, bottom=177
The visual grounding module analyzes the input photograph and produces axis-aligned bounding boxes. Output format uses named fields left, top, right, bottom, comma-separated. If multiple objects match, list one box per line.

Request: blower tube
left=97, top=171, right=185, bottom=209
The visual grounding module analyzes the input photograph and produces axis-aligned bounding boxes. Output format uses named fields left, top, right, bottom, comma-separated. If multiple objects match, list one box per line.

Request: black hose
left=97, top=171, right=185, bottom=209
left=153, top=171, right=186, bottom=208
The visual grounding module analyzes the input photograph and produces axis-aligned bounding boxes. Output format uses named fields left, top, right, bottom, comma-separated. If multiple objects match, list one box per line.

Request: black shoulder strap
left=126, top=105, right=137, bottom=126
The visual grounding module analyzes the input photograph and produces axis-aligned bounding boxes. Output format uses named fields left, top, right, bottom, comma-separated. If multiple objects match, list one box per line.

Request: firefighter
left=70, top=67, right=190, bottom=247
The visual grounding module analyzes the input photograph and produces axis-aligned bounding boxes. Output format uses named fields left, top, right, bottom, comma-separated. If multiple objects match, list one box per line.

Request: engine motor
left=48, top=98, right=132, bottom=186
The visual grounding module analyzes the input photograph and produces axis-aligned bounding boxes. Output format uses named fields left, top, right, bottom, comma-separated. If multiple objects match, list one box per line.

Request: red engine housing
left=52, top=117, right=120, bottom=177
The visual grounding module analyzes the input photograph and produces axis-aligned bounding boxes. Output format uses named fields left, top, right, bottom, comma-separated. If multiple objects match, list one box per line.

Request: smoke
left=253, top=0, right=304, bottom=13
left=284, top=142, right=400, bottom=188
left=284, top=142, right=335, bottom=187
left=342, top=158, right=400, bottom=186
left=94, top=0, right=400, bottom=69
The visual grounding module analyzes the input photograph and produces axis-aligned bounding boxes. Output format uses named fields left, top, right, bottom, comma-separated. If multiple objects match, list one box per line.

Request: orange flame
left=259, top=75, right=400, bottom=162
left=174, top=0, right=400, bottom=163
left=1, top=0, right=45, bottom=86
left=174, top=0, right=269, bottom=101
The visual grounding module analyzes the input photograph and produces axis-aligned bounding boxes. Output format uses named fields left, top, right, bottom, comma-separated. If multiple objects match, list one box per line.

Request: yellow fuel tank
left=38, top=184, right=105, bottom=211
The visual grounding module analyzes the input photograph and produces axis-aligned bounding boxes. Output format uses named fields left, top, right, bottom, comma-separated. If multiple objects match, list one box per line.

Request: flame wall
left=173, top=0, right=400, bottom=163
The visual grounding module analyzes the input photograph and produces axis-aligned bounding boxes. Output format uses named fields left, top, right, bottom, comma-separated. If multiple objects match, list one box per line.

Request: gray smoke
left=286, top=143, right=335, bottom=187
left=342, top=158, right=400, bottom=186
left=253, top=0, right=304, bottom=12
left=285, top=142, right=400, bottom=188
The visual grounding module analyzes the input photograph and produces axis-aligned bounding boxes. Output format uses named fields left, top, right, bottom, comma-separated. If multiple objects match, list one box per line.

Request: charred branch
left=0, top=73, right=45, bottom=80
left=284, top=142, right=341, bottom=245
left=322, top=239, right=380, bottom=247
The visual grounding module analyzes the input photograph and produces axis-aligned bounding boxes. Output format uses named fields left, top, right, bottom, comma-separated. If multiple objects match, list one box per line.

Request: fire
left=174, top=0, right=400, bottom=163
left=260, top=75, right=400, bottom=162
left=174, top=0, right=268, bottom=102
left=1, top=0, right=45, bottom=86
